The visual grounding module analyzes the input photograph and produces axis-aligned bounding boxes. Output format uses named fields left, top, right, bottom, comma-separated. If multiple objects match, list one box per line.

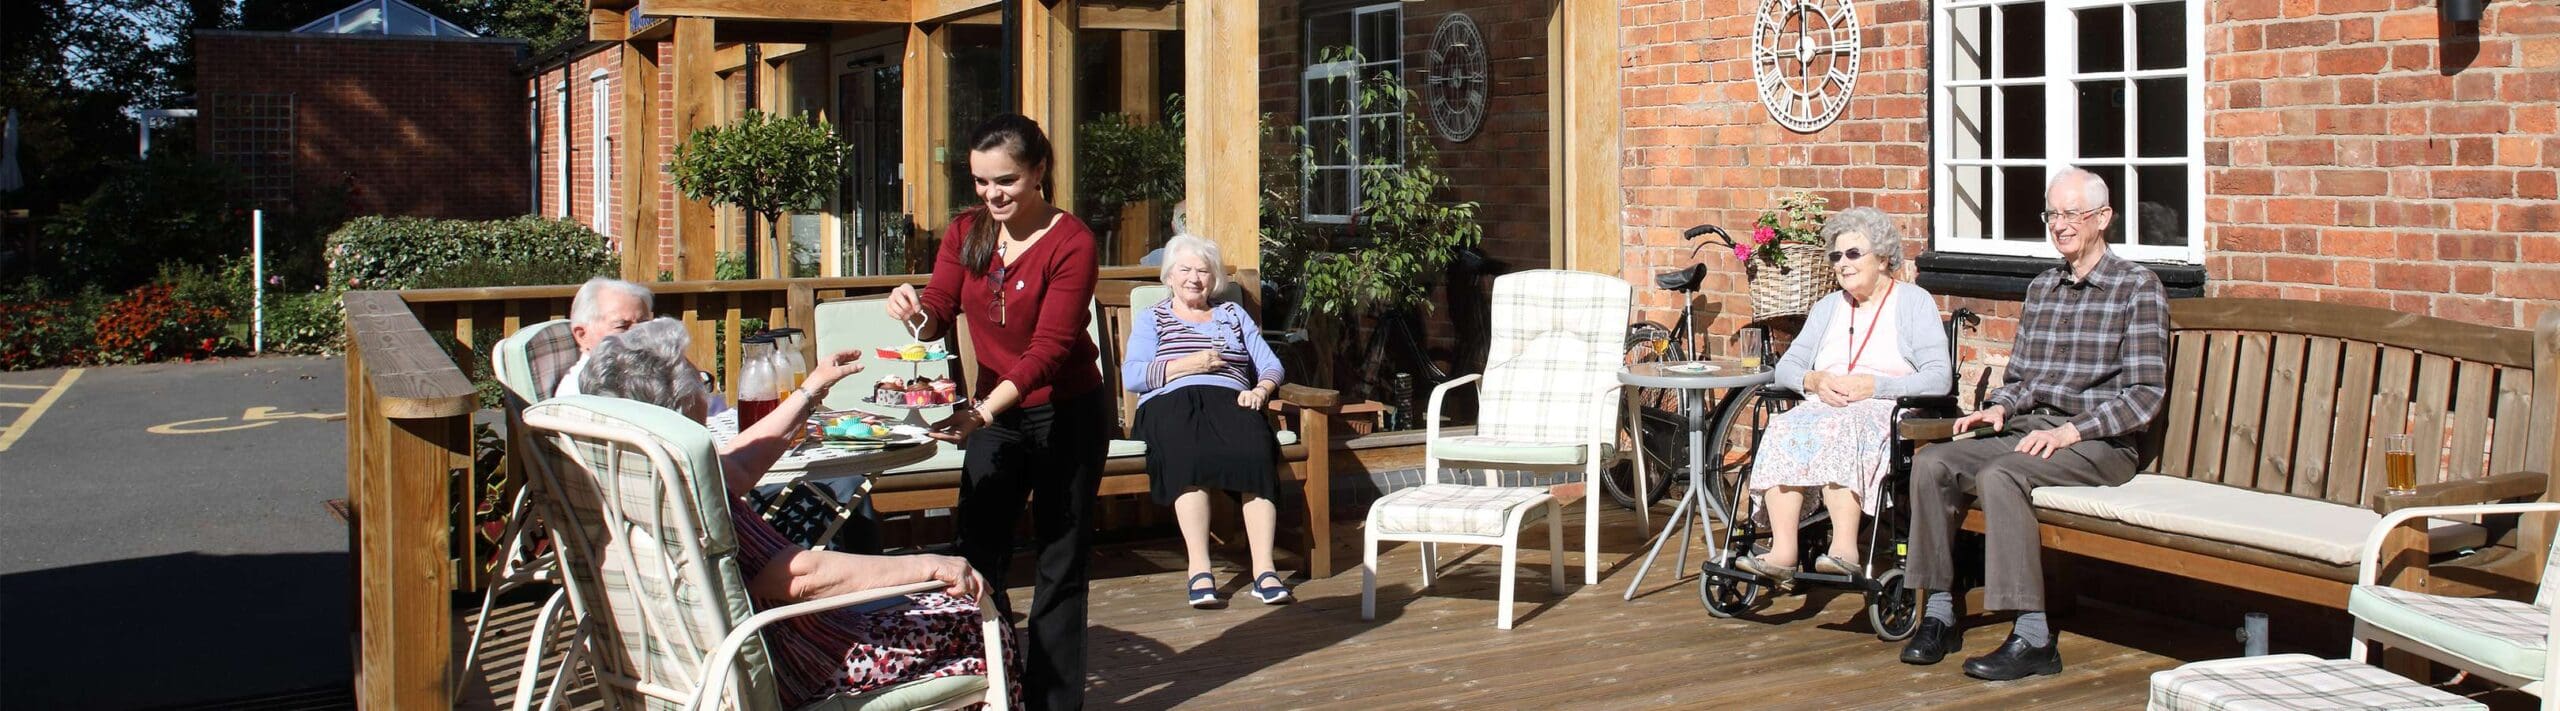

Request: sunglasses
left=1827, top=247, right=1870, bottom=264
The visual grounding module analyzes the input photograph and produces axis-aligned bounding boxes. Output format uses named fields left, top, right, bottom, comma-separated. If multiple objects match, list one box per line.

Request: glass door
left=836, top=49, right=906, bottom=275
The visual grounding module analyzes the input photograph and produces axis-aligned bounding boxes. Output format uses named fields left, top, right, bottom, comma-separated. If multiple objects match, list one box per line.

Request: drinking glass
left=1736, top=327, right=1765, bottom=370
left=2382, top=433, right=2416, bottom=495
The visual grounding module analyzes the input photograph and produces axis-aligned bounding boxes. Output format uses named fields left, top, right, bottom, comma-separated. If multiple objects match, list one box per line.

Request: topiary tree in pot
left=669, top=109, right=849, bottom=279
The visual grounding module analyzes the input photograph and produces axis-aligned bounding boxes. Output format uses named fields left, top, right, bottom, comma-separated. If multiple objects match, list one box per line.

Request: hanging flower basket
left=1733, top=192, right=1837, bottom=322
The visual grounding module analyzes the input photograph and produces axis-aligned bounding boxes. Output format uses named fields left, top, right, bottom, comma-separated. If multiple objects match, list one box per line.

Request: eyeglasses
left=2039, top=206, right=2111, bottom=225
left=1827, top=247, right=1868, bottom=264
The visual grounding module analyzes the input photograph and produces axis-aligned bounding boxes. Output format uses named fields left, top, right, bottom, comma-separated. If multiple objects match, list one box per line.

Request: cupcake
left=904, top=379, right=933, bottom=406
left=873, top=375, right=905, bottom=405
left=931, top=375, right=959, bottom=404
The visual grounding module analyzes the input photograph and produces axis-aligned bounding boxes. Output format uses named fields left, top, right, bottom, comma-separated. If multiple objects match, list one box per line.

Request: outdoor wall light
left=2443, top=0, right=2484, bottom=23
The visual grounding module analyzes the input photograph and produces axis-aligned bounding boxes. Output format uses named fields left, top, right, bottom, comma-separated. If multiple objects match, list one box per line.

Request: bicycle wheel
left=1695, top=382, right=1776, bottom=526
left=1605, top=323, right=1685, bottom=510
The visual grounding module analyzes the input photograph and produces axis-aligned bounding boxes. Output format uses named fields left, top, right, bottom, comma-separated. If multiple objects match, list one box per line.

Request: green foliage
left=1076, top=105, right=1187, bottom=213
left=262, top=289, right=346, bottom=355
left=671, top=110, right=849, bottom=275
left=714, top=252, right=750, bottom=281
left=39, top=155, right=250, bottom=292
left=1740, top=191, right=1831, bottom=268
left=1284, top=51, right=1483, bottom=322
left=326, top=215, right=615, bottom=290
left=0, top=280, right=105, bottom=370
left=159, top=257, right=254, bottom=319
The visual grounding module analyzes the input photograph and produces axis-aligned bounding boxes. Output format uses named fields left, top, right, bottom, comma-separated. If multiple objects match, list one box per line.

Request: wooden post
left=1299, top=404, right=1336, bottom=578
left=1183, top=0, right=1256, bottom=270
left=1552, top=0, right=1622, bottom=276
left=1117, top=30, right=1160, bottom=264
left=343, top=291, right=477, bottom=709
left=1020, top=0, right=1077, bottom=209
left=621, top=40, right=663, bottom=281
left=903, top=25, right=950, bottom=245
left=673, top=18, right=720, bottom=280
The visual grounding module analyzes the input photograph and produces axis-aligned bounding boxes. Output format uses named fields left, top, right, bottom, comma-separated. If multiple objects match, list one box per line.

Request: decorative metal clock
left=1751, top=0, right=1862, bottom=132
left=1425, top=13, right=1488, bottom=143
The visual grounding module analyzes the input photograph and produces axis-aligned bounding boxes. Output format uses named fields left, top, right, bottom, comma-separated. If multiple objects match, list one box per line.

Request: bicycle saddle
left=1654, top=264, right=1706, bottom=293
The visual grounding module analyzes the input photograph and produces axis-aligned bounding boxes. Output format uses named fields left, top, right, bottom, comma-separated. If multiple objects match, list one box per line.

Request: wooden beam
left=912, top=0, right=1000, bottom=24
left=1556, top=0, right=1622, bottom=275
left=1021, top=0, right=1076, bottom=210
left=588, top=6, right=627, bottom=42
left=903, top=24, right=949, bottom=238
left=712, top=43, right=747, bottom=73
left=642, top=0, right=903, bottom=23
left=1081, top=3, right=1177, bottom=31
left=1117, top=29, right=1159, bottom=264
left=620, top=40, right=661, bottom=281
left=629, top=16, right=673, bottom=41
left=1184, top=0, right=1257, bottom=270
left=673, top=17, right=720, bottom=280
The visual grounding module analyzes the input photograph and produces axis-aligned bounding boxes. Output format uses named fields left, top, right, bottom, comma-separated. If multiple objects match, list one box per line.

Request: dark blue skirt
left=1132, top=384, right=1281, bottom=505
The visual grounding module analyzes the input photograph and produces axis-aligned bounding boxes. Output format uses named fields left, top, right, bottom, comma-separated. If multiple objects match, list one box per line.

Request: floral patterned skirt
left=765, top=591, right=1023, bottom=707
left=1748, top=398, right=1897, bottom=518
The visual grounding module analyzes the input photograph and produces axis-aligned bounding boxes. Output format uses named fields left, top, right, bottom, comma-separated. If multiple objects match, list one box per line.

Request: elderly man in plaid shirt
left=1897, top=169, right=2170, bottom=681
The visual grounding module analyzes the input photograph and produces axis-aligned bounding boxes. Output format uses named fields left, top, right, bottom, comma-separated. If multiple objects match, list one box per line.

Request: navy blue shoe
left=1250, top=571, right=1294, bottom=605
left=1186, top=572, right=1226, bottom=609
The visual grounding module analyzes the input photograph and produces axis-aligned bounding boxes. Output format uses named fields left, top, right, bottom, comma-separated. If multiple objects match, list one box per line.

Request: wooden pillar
left=620, top=39, right=663, bottom=281
left=1117, top=30, right=1160, bottom=262
left=673, top=17, right=720, bottom=280
left=1552, top=0, right=1622, bottom=276
left=904, top=25, right=950, bottom=249
left=1184, top=0, right=1257, bottom=271
left=1021, top=0, right=1077, bottom=209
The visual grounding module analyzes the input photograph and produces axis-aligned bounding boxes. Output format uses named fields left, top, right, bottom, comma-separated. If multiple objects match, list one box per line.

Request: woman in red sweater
left=883, top=113, right=1106, bottom=711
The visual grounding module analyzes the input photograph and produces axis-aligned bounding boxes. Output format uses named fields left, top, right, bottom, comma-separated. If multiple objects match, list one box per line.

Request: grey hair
left=1168, top=199, right=1189, bottom=235
left=570, top=278, right=654, bottom=326
left=2047, top=168, right=2112, bottom=211
left=579, top=318, right=706, bottom=415
left=1157, top=233, right=1227, bottom=295
left=1818, top=206, right=1908, bottom=273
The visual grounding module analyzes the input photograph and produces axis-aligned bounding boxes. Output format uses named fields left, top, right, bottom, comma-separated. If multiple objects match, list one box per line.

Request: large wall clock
left=1751, top=0, right=1862, bottom=132
left=1425, top=13, right=1488, bottom=143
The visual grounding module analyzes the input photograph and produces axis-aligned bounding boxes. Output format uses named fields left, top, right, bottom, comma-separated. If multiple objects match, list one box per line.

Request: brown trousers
left=1903, top=414, right=2138, bottom=611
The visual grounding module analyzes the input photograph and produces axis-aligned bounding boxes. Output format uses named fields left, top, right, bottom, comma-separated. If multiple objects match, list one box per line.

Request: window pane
left=2001, top=167, right=2048, bottom=242
left=2134, top=1, right=2187, bottom=70
left=1310, top=74, right=1351, bottom=118
left=1950, top=86, right=1990, bottom=159
left=1950, top=165, right=1993, bottom=239
left=1949, top=6, right=1990, bottom=81
left=2076, top=80, right=2127, bottom=158
left=1309, top=168, right=1352, bottom=218
left=389, top=1, right=431, bottom=35
left=2134, top=165, right=2190, bottom=247
left=1360, top=10, right=1402, bottom=64
left=1309, top=118, right=1351, bottom=166
left=946, top=21, right=1007, bottom=212
left=2077, top=164, right=2129, bottom=244
left=2001, top=84, right=2046, bottom=158
left=1308, top=12, right=1352, bottom=59
left=2135, top=77, right=2186, bottom=158
left=2000, top=3, right=2046, bottom=79
left=2075, top=6, right=2123, bottom=74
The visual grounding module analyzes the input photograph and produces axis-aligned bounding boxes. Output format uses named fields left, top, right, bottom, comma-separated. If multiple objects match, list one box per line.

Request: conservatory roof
left=293, top=0, right=478, bottom=37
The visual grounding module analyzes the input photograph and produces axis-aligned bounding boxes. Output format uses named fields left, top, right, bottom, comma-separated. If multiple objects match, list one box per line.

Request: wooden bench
left=1907, top=299, right=2560, bottom=608
left=802, top=277, right=1349, bottom=578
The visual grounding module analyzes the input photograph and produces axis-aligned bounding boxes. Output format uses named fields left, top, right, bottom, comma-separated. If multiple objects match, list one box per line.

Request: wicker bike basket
left=1745, top=242, right=1839, bottom=322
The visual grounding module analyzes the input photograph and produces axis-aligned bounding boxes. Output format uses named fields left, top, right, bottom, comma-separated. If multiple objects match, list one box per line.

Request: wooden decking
left=456, top=504, right=2527, bottom=709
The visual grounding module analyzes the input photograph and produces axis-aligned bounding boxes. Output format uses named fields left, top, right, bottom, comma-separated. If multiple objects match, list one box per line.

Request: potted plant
left=669, top=109, right=849, bottom=279
left=1075, top=99, right=1187, bottom=262
left=1733, top=191, right=1835, bottom=321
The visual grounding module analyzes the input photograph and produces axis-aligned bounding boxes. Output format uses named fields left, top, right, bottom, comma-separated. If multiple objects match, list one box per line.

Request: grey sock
left=2013, top=611, right=2051, bottom=646
left=1924, top=591, right=1956, bottom=625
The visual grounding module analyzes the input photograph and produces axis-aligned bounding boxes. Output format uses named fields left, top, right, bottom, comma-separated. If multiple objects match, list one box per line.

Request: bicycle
left=1603, top=224, right=1781, bottom=512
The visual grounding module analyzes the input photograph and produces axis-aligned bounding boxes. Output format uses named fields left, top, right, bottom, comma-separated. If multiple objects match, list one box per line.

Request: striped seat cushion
left=1371, top=483, right=1554, bottom=537
left=2349, top=584, right=2548, bottom=682
left=2147, top=653, right=2485, bottom=710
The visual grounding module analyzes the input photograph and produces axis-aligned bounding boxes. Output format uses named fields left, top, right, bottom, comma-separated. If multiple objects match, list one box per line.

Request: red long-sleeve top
left=916, top=212, right=1103, bottom=409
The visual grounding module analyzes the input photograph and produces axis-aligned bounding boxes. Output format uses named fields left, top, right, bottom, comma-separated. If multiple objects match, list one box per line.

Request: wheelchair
left=1693, top=308, right=1977, bottom=642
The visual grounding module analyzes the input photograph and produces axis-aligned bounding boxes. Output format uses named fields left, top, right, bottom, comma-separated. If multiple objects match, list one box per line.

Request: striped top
left=1119, top=299, right=1285, bottom=408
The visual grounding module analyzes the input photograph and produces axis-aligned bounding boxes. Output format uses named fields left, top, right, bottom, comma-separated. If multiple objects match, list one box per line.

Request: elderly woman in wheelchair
left=1732, top=207, right=1952, bottom=587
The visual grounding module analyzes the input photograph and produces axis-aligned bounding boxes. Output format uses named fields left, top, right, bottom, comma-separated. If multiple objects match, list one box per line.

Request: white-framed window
left=1300, top=3, right=1404, bottom=225
left=1930, top=0, right=2205, bottom=264
left=589, top=70, right=613, bottom=236
left=556, top=79, right=572, bottom=219
left=528, top=91, right=542, bottom=214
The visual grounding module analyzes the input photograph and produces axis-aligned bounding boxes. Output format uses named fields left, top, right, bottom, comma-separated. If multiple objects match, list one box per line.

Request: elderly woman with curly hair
left=1733, top=207, right=1952, bottom=586
left=580, top=318, right=1018, bottom=706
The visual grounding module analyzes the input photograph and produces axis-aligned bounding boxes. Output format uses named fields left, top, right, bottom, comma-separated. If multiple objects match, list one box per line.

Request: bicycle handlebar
left=1683, top=223, right=1736, bottom=260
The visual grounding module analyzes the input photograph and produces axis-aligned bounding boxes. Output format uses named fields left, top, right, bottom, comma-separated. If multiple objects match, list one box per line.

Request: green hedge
left=327, top=216, right=616, bottom=291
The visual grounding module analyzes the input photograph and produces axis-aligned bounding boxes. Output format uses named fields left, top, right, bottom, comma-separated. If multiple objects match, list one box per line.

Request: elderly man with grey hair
left=1896, top=168, right=2168, bottom=681
left=554, top=277, right=654, bottom=398
left=1735, top=206, right=1950, bottom=591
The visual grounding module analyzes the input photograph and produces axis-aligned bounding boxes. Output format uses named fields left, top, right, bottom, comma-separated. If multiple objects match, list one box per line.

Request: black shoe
left=1962, top=634, right=2062, bottom=681
left=1899, top=618, right=1962, bottom=665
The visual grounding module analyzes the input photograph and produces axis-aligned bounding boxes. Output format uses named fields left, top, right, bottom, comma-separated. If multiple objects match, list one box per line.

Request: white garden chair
left=1361, top=270, right=1629, bottom=629
left=520, top=395, right=1006, bottom=710
left=460, top=319, right=582, bottom=710
left=2351, top=500, right=2560, bottom=709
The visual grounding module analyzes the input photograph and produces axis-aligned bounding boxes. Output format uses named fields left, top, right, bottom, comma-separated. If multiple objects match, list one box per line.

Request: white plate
left=1663, top=362, right=1719, bottom=374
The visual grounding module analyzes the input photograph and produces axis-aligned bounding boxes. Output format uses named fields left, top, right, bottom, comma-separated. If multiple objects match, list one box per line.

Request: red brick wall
left=1617, top=0, right=2560, bottom=402
left=196, top=31, right=529, bottom=220
left=528, top=47, right=641, bottom=264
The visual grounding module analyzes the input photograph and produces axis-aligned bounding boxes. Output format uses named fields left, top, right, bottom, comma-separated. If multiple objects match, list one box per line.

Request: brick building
left=195, top=13, right=529, bottom=220
left=1615, top=0, right=2560, bottom=394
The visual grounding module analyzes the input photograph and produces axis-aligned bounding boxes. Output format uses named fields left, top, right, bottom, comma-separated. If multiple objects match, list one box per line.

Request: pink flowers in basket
left=1728, top=191, right=1829, bottom=269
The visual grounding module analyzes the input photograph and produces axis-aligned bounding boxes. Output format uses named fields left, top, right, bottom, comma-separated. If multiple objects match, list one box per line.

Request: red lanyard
left=1843, top=288, right=1891, bottom=374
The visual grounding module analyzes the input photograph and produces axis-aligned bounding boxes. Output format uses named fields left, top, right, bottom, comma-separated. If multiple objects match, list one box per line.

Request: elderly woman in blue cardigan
left=1122, top=233, right=1291, bottom=609
left=1734, top=206, right=1952, bottom=586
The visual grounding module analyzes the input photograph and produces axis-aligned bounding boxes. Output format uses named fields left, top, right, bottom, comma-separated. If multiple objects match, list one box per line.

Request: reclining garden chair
left=2351, top=498, right=2560, bottom=709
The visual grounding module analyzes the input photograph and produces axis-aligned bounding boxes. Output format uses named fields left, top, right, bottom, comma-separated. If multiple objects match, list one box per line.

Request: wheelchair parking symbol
left=147, top=406, right=346, bottom=435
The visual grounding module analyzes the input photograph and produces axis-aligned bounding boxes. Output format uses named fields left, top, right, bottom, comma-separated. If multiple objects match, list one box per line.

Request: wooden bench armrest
left=1899, top=417, right=1997, bottom=443
left=1271, top=384, right=1342, bottom=410
left=2369, top=470, right=2549, bottom=514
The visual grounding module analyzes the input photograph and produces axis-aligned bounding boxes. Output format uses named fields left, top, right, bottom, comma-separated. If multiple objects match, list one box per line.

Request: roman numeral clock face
left=1752, top=0, right=1863, bottom=133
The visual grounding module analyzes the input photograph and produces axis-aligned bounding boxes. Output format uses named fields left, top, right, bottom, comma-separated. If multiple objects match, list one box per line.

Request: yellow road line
left=0, top=383, right=54, bottom=390
left=0, top=369, right=83, bottom=453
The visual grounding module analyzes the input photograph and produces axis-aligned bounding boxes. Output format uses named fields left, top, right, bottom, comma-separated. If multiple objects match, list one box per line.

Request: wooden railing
left=343, top=268, right=1162, bottom=708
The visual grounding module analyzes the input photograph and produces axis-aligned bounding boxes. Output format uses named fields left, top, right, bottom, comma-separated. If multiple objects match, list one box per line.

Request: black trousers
left=955, top=386, right=1111, bottom=711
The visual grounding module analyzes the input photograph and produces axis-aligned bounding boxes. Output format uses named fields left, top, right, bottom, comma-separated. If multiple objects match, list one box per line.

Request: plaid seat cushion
left=1434, top=435, right=1612, bottom=467
left=2350, top=584, right=2548, bottom=681
left=1371, top=483, right=1555, bottom=537
left=2147, top=653, right=2485, bottom=711
left=1475, top=271, right=1629, bottom=448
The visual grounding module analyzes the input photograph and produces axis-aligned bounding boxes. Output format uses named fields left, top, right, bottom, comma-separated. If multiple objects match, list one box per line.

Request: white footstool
left=2149, top=654, right=2486, bottom=711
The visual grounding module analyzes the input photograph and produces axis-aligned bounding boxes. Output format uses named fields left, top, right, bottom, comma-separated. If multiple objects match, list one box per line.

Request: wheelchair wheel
left=1700, top=567, right=1765, bottom=618
left=1866, top=569, right=1919, bottom=641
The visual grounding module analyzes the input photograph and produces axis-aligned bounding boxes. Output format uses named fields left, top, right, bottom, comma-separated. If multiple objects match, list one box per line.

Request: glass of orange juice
left=2382, top=434, right=2416, bottom=495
